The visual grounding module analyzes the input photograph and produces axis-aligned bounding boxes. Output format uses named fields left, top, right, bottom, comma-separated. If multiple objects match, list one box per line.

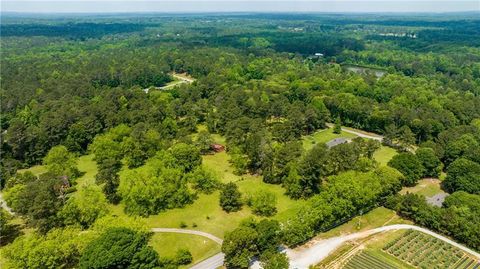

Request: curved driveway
left=151, top=228, right=223, bottom=244
left=287, top=224, right=480, bottom=269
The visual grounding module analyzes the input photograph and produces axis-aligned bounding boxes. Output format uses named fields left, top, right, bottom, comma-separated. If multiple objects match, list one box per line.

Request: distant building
left=326, top=138, right=349, bottom=148
left=314, top=53, right=324, bottom=57
left=211, top=144, right=225, bottom=153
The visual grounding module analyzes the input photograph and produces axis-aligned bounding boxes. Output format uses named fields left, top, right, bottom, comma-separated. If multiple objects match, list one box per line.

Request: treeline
left=0, top=23, right=147, bottom=39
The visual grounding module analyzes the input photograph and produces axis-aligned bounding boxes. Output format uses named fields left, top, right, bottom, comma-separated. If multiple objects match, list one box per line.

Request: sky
left=1, top=0, right=479, bottom=13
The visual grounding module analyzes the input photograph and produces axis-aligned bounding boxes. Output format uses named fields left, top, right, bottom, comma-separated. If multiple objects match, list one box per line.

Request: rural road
left=151, top=228, right=223, bottom=244
left=151, top=228, right=224, bottom=269
left=326, top=123, right=383, bottom=141
left=286, top=224, right=480, bottom=269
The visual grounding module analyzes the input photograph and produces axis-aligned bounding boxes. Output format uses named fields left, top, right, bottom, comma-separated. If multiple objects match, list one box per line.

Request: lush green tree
left=298, top=143, right=329, bottom=196
left=186, top=166, right=219, bottom=194
left=59, top=184, right=109, bottom=228
left=416, top=147, right=442, bottom=178
left=43, top=145, right=79, bottom=179
left=333, top=117, right=342, bottom=134
left=0, top=208, right=21, bottom=246
left=5, top=175, right=66, bottom=233
left=196, top=130, right=214, bottom=154
left=79, top=228, right=160, bottom=269
left=388, top=152, right=425, bottom=186
left=222, top=225, right=258, bottom=268
left=260, top=251, right=289, bottom=269
left=220, top=182, right=243, bottom=213
left=119, top=154, right=195, bottom=216
left=443, top=158, right=480, bottom=194
left=247, top=191, right=277, bottom=216
left=169, top=143, right=202, bottom=173
left=174, top=249, right=193, bottom=265
left=3, top=227, right=93, bottom=269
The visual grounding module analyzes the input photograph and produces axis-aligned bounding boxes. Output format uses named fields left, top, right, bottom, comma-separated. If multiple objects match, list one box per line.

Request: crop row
left=343, top=251, right=396, bottom=269
left=383, top=230, right=479, bottom=269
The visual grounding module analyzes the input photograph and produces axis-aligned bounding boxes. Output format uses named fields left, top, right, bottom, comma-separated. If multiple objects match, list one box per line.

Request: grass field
left=302, top=128, right=357, bottom=150
left=400, top=178, right=445, bottom=197
left=149, top=233, right=221, bottom=267
left=317, top=207, right=411, bottom=239
left=373, top=146, right=398, bottom=166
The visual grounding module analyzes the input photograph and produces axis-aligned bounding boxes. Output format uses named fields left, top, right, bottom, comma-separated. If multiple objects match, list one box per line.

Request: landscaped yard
left=400, top=178, right=445, bottom=197
left=302, top=128, right=357, bottom=150
left=149, top=233, right=221, bottom=267
left=373, top=146, right=398, bottom=166
left=316, top=207, right=411, bottom=239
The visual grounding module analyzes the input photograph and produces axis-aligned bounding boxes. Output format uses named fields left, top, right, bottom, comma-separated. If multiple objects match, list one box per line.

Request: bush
left=219, top=182, right=243, bottom=213
left=248, top=191, right=277, bottom=216
left=175, top=249, right=193, bottom=265
left=388, top=152, right=425, bottom=186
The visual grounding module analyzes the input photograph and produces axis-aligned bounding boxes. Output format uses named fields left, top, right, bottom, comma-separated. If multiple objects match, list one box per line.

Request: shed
left=326, top=138, right=349, bottom=148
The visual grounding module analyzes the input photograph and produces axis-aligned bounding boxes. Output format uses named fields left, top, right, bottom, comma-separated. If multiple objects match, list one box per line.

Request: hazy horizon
left=2, top=0, right=479, bottom=14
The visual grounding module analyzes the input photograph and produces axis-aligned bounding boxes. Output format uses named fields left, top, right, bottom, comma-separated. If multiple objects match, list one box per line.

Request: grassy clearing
left=400, top=178, right=445, bottom=197
left=373, top=146, right=398, bottom=166
left=317, top=207, right=411, bottom=239
left=149, top=233, right=221, bottom=267
left=302, top=128, right=357, bottom=151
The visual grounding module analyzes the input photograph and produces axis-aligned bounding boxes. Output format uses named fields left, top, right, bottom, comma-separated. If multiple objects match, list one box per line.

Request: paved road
left=151, top=228, right=223, bottom=244
left=151, top=228, right=224, bottom=269
left=326, top=123, right=383, bottom=141
left=287, top=224, right=480, bottom=269
left=189, top=253, right=225, bottom=269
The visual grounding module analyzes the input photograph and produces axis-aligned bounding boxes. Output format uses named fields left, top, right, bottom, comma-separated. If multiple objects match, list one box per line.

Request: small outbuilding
left=326, top=138, right=349, bottom=148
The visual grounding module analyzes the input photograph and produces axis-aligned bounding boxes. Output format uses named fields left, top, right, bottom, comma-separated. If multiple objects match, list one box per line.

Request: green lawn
left=400, top=178, right=445, bottom=197
left=149, top=233, right=221, bottom=267
left=373, top=146, right=398, bottom=166
left=317, top=207, right=411, bottom=239
left=302, top=128, right=357, bottom=151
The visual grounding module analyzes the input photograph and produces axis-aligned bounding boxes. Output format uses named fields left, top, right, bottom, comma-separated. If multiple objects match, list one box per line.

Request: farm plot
left=383, top=230, right=480, bottom=269
left=343, top=250, right=397, bottom=269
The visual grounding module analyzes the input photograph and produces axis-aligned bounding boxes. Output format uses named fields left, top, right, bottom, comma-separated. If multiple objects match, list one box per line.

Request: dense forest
left=1, top=12, right=479, bottom=268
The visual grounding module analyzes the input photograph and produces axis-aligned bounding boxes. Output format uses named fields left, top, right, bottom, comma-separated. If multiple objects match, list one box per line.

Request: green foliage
left=118, top=153, right=195, bottom=216
left=174, top=249, right=193, bottom=265
left=196, top=130, right=214, bottom=154
left=5, top=175, right=67, bottom=233
left=222, top=219, right=282, bottom=269
left=219, top=182, right=243, bottom=213
left=247, top=191, right=277, bottom=216
left=59, top=184, right=109, bottom=228
left=43, top=145, right=79, bottom=179
left=186, top=166, right=220, bottom=194
left=169, top=143, right=202, bottom=173
left=416, top=147, right=442, bottom=178
left=3, top=227, right=95, bottom=269
left=443, top=158, right=480, bottom=194
left=260, top=251, right=289, bottom=269
left=333, top=117, right=342, bottom=134
left=388, top=152, right=425, bottom=186
left=79, top=228, right=160, bottom=269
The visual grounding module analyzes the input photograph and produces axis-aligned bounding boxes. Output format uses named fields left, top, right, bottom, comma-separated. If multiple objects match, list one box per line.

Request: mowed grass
left=400, top=178, right=445, bottom=197
left=317, top=207, right=411, bottom=239
left=302, top=128, right=357, bottom=151
left=373, top=146, right=398, bottom=166
left=149, top=233, right=221, bottom=267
